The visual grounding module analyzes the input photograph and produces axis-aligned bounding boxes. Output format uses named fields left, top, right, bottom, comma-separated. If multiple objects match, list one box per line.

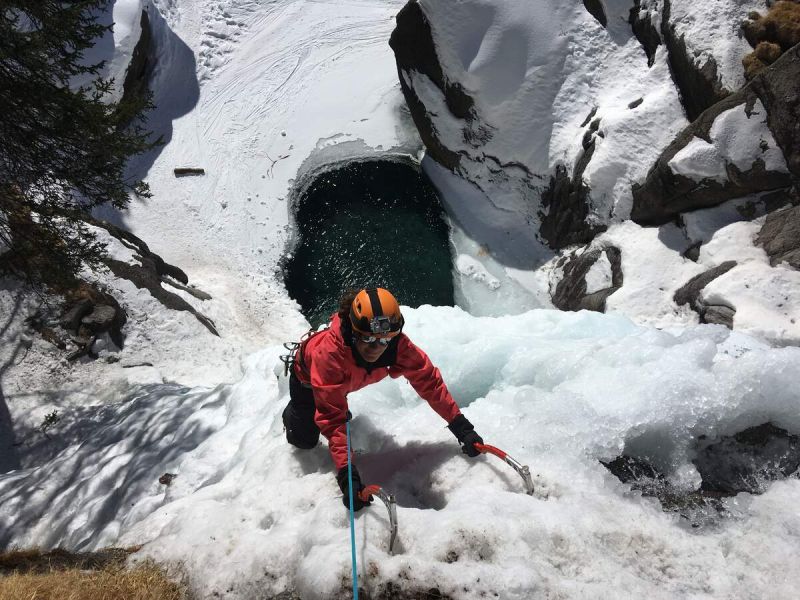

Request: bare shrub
left=742, top=1, right=800, bottom=78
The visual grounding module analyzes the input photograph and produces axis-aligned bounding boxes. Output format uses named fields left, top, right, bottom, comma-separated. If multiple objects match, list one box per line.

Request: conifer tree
left=0, top=0, right=159, bottom=287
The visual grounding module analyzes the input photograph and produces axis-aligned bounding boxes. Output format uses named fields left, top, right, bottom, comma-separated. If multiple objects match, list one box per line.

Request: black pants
left=283, top=372, right=320, bottom=449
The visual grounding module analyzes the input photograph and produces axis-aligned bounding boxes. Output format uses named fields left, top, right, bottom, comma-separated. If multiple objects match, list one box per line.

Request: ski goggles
left=357, top=335, right=392, bottom=346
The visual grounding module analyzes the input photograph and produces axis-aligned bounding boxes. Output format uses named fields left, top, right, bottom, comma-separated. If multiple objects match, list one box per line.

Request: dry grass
left=743, top=0, right=800, bottom=78
left=0, top=548, right=188, bottom=600
left=754, top=40, right=783, bottom=63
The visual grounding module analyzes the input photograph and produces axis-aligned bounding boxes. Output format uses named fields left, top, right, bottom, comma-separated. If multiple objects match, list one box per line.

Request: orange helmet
left=349, top=288, right=403, bottom=338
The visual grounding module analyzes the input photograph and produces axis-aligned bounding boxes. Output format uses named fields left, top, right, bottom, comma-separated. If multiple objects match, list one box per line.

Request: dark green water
left=284, top=159, right=454, bottom=327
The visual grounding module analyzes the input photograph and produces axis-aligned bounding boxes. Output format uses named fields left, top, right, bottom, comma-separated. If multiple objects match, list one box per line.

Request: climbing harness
left=279, top=341, right=299, bottom=376
left=475, top=443, right=535, bottom=495
left=279, top=326, right=329, bottom=378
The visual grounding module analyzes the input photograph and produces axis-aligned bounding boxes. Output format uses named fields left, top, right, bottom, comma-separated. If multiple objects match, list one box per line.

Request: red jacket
left=293, top=314, right=462, bottom=470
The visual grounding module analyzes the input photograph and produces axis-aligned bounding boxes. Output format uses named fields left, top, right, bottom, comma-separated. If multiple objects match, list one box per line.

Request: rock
left=60, top=299, right=93, bottom=332
left=80, top=305, right=118, bottom=333
left=600, top=454, right=724, bottom=526
left=540, top=122, right=608, bottom=250
left=673, top=261, right=737, bottom=327
left=702, top=305, right=736, bottom=326
left=602, top=455, right=664, bottom=485
left=159, top=473, right=177, bottom=486
left=631, top=45, right=800, bottom=225
left=748, top=42, right=800, bottom=177
left=583, top=0, right=607, bottom=27
left=552, top=246, right=622, bottom=312
left=661, top=0, right=732, bottom=121
left=629, top=0, right=661, bottom=67
left=756, top=203, right=800, bottom=269
left=683, top=241, right=701, bottom=262
left=694, top=423, right=800, bottom=494
left=389, top=0, right=473, bottom=171
left=59, top=283, right=127, bottom=349
left=120, top=10, right=152, bottom=109
left=540, top=115, right=614, bottom=249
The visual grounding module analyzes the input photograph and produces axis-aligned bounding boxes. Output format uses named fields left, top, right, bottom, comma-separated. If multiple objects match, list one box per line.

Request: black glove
left=336, top=465, right=372, bottom=511
left=447, top=414, right=484, bottom=457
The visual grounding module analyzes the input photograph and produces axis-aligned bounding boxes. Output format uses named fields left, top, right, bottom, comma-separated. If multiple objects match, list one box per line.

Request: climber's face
left=354, top=335, right=390, bottom=363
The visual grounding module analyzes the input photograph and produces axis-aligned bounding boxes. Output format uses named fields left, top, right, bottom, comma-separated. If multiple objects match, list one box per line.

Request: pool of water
left=284, top=159, right=454, bottom=327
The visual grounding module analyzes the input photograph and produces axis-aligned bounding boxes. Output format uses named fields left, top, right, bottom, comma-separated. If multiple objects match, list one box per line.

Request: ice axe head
left=474, top=443, right=535, bottom=495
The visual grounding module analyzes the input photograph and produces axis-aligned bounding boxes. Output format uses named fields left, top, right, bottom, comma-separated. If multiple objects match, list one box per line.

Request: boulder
left=756, top=203, right=800, bottom=269
left=632, top=45, right=800, bottom=225
left=551, top=246, right=623, bottom=312
left=81, top=305, right=118, bottom=333
left=673, top=261, right=737, bottom=327
left=60, top=299, right=93, bottom=332
left=61, top=282, right=127, bottom=348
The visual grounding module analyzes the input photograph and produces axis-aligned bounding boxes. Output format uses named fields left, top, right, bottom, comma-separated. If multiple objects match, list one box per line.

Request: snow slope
left=3, top=307, right=800, bottom=599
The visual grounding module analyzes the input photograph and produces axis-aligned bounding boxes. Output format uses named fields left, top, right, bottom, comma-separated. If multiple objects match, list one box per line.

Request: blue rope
left=347, top=420, right=358, bottom=600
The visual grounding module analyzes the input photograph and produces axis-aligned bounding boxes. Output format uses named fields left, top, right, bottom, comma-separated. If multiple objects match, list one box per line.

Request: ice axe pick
left=358, top=485, right=398, bottom=555
left=474, top=443, right=534, bottom=495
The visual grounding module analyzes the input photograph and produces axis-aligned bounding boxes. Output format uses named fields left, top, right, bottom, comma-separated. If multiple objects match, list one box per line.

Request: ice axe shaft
left=474, top=443, right=534, bottom=495
left=359, top=485, right=398, bottom=555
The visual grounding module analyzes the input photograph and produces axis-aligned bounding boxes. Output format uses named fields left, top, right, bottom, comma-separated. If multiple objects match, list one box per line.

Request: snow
left=455, top=254, right=501, bottom=291
left=75, top=0, right=145, bottom=103
left=709, top=100, right=788, bottom=175
left=669, top=136, right=730, bottom=182
left=585, top=251, right=613, bottom=294
left=668, top=0, right=764, bottom=92
left=593, top=221, right=703, bottom=328
left=423, top=155, right=554, bottom=315
left=3, top=0, right=800, bottom=598
left=3, top=306, right=800, bottom=598
left=703, top=261, right=800, bottom=344
left=413, top=0, right=687, bottom=224
left=670, top=100, right=789, bottom=182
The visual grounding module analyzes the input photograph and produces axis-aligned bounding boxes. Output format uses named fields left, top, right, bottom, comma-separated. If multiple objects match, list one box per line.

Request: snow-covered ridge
left=390, top=0, right=799, bottom=346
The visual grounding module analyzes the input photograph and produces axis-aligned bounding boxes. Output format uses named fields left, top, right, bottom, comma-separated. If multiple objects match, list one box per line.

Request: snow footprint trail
left=197, top=0, right=262, bottom=82
left=129, top=0, right=409, bottom=290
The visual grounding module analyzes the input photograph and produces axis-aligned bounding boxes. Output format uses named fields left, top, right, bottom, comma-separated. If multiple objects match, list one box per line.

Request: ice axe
left=358, top=485, right=398, bottom=555
left=474, top=443, right=534, bottom=495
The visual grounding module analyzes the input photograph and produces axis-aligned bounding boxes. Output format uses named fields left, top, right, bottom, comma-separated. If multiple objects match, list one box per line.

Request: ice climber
left=283, top=287, right=484, bottom=510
